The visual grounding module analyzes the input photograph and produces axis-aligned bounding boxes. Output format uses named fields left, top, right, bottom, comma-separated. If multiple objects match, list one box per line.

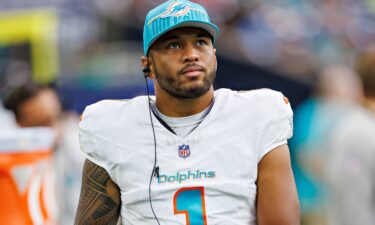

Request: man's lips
left=182, top=66, right=204, bottom=75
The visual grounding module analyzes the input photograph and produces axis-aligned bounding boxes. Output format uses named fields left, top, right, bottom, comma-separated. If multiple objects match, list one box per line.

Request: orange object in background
left=0, top=128, right=57, bottom=225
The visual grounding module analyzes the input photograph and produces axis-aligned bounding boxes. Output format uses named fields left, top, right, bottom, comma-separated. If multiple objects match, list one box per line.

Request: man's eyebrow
left=197, top=33, right=212, bottom=39
left=158, top=32, right=212, bottom=44
left=159, top=35, right=179, bottom=42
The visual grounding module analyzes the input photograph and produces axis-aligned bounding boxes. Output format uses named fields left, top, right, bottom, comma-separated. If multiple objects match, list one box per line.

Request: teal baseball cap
left=143, top=0, right=220, bottom=56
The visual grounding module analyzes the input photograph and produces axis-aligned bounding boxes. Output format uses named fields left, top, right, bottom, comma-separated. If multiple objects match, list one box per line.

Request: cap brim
left=147, top=21, right=220, bottom=55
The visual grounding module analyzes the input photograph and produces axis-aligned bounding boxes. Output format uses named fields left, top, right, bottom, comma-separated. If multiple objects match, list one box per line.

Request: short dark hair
left=3, top=83, right=46, bottom=119
left=356, top=49, right=375, bottom=98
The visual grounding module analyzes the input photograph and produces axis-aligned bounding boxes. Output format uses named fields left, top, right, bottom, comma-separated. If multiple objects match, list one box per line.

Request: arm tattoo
left=75, top=159, right=121, bottom=225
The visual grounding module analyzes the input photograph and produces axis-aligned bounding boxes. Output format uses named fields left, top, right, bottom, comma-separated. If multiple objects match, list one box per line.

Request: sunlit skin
left=141, top=27, right=217, bottom=117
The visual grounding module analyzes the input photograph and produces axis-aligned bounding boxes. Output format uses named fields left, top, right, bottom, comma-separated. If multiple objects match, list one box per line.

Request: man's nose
left=182, top=45, right=199, bottom=62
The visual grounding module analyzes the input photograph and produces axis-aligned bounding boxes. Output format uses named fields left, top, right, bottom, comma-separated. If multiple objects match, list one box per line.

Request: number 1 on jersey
left=173, top=186, right=207, bottom=225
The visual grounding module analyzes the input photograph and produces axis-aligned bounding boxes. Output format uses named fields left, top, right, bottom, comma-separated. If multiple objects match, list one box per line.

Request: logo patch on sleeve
left=283, top=96, right=290, bottom=105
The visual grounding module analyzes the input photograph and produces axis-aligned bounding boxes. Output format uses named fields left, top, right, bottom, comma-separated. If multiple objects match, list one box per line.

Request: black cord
left=145, top=76, right=161, bottom=225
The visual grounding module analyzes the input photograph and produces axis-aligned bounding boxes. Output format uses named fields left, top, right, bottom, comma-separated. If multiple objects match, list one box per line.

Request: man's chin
left=175, top=84, right=211, bottom=99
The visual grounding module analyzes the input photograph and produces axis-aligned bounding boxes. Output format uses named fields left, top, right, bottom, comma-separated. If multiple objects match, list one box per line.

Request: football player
left=75, top=1, right=300, bottom=224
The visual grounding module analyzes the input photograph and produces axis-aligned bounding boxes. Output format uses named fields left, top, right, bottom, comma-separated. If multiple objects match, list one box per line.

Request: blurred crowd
left=2, top=0, right=374, bottom=87
left=0, top=0, right=374, bottom=225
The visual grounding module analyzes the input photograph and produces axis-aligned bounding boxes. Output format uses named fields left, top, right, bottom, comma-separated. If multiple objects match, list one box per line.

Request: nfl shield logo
left=178, top=145, right=190, bottom=158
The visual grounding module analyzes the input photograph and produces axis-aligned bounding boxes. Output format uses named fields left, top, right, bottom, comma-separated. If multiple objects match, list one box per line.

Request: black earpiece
left=143, top=67, right=151, bottom=77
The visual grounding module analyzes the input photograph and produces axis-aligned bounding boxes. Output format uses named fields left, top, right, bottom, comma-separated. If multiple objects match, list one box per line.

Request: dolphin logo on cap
left=159, top=1, right=190, bottom=18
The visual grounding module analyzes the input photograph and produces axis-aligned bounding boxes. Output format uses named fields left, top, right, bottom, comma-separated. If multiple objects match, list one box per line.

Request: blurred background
left=0, top=0, right=374, bottom=224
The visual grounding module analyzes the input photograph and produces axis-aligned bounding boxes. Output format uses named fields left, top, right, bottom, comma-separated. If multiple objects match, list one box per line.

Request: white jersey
left=79, top=88, right=293, bottom=225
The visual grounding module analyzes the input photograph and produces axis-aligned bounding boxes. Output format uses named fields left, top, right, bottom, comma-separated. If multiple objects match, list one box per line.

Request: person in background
left=3, top=83, right=84, bottom=225
left=3, top=83, right=62, bottom=128
left=290, top=64, right=363, bottom=225
left=325, top=48, right=375, bottom=225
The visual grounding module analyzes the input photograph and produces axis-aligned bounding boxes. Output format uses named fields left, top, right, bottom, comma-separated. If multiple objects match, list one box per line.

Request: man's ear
left=141, top=56, right=149, bottom=69
left=213, top=48, right=218, bottom=71
left=141, top=56, right=154, bottom=78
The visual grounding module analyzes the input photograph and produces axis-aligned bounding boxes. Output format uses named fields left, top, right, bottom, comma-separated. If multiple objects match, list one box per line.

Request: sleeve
left=257, top=90, right=293, bottom=162
left=78, top=102, right=120, bottom=174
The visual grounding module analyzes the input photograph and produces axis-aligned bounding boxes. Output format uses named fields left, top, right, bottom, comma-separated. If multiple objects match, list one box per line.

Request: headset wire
left=145, top=76, right=161, bottom=225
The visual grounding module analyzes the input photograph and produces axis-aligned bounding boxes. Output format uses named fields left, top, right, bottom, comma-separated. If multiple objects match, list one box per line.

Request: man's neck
left=155, top=87, right=214, bottom=117
left=364, top=98, right=375, bottom=115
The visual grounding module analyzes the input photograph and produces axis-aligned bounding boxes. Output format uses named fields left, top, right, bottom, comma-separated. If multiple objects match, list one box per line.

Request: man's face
left=146, top=27, right=217, bottom=99
left=17, top=89, right=61, bottom=127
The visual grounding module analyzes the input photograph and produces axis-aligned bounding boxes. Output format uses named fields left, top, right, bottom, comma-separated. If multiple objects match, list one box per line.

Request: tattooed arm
left=74, top=159, right=121, bottom=225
